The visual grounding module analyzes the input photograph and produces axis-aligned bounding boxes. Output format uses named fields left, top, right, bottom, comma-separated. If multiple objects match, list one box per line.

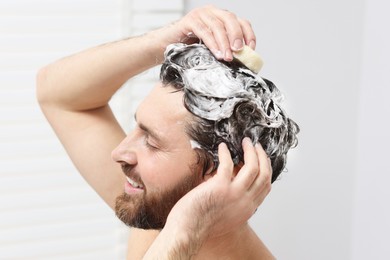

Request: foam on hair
left=160, top=43, right=299, bottom=182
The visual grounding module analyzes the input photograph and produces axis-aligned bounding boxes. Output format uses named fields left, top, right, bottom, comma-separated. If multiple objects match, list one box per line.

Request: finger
left=257, top=143, right=272, bottom=184
left=253, top=178, right=272, bottom=207
left=253, top=184, right=271, bottom=210
left=213, top=9, right=244, bottom=51
left=198, top=11, right=232, bottom=61
left=188, top=19, right=223, bottom=59
left=239, top=18, right=256, bottom=50
left=249, top=143, right=272, bottom=193
left=233, top=137, right=259, bottom=189
left=216, top=142, right=234, bottom=179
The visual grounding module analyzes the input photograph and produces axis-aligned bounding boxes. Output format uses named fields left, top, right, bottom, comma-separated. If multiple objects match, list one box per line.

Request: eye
left=144, top=135, right=158, bottom=150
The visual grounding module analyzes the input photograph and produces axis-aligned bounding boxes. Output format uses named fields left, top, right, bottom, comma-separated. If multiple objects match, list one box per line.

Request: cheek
left=137, top=149, right=197, bottom=192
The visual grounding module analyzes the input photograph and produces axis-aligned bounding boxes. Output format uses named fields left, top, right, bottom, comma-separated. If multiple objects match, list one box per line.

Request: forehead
left=136, top=83, right=191, bottom=142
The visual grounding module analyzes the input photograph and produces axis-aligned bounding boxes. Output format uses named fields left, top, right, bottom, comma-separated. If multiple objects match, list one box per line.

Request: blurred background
left=0, top=0, right=389, bottom=259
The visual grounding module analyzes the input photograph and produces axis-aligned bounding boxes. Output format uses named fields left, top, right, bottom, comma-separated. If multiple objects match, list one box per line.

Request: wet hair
left=160, top=43, right=299, bottom=183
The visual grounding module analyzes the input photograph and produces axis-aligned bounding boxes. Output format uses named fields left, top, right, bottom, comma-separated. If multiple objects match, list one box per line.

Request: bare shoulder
left=126, top=229, right=159, bottom=260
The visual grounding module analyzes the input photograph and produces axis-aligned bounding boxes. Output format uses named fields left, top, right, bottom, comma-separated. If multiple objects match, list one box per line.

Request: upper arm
left=41, top=104, right=126, bottom=209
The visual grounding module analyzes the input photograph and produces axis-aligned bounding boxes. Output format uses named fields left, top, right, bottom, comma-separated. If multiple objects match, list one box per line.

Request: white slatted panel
left=0, top=0, right=184, bottom=259
left=0, top=1, right=123, bottom=259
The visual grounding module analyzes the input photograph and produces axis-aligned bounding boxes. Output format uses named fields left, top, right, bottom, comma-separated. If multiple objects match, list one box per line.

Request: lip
left=124, top=179, right=144, bottom=195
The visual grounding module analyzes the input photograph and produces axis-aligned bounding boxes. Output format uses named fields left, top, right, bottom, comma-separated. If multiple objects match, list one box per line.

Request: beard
left=115, top=172, right=201, bottom=230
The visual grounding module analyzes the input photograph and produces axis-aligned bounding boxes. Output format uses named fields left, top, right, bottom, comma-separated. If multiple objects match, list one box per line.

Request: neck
left=193, top=223, right=275, bottom=260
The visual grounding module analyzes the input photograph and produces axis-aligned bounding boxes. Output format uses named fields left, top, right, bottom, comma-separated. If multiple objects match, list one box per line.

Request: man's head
left=112, top=84, right=202, bottom=229
left=113, top=43, right=299, bottom=230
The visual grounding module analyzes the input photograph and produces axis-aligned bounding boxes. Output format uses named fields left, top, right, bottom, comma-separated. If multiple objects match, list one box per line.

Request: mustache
left=121, top=163, right=144, bottom=186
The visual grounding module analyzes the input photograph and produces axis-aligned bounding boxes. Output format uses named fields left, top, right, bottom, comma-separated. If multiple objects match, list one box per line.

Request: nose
left=111, top=134, right=137, bottom=165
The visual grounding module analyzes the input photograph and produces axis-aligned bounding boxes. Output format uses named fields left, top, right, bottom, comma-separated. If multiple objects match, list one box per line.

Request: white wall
left=186, top=0, right=389, bottom=259
left=352, top=0, right=390, bottom=259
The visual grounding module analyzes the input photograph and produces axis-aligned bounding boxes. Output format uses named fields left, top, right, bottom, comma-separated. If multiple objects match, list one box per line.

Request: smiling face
left=112, top=83, right=203, bottom=229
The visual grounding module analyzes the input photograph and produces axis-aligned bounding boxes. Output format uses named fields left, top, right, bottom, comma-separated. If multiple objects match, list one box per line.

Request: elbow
left=36, top=66, right=52, bottom=107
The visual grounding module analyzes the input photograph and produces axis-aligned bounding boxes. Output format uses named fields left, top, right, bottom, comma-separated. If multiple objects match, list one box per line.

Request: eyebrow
left=134, top=113, right=163, bottom=143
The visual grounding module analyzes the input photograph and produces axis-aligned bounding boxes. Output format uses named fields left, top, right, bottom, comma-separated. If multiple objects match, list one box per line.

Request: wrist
left=145, top=21, right=188, bottom=64
left=163, top=220, right=204, bottom=259
left=143, top=216, right=207, bottom=260
left=142, top=225, right=194, bottom=260
left=141, top=30, right=172, bottom=66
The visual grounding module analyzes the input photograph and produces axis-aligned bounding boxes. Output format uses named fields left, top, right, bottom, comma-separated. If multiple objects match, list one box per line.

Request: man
left=37, top=5, right=298, bottom=259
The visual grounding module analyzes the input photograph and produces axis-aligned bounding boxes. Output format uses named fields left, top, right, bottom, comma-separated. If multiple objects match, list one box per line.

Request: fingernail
left=225, top=50, right=233, bottom=61
left=232, top=39, right=243, bottom=51
left=249, top=40, right=256, bottom=50
left=214, top=50, right=223, bottom=60
left=219, top=142, right=227, bottom=148
left=242, top=137, right=252, bottom=146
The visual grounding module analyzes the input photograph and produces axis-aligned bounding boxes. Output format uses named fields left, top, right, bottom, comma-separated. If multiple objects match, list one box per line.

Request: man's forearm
left=36, top=31, right=166, bottom=111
